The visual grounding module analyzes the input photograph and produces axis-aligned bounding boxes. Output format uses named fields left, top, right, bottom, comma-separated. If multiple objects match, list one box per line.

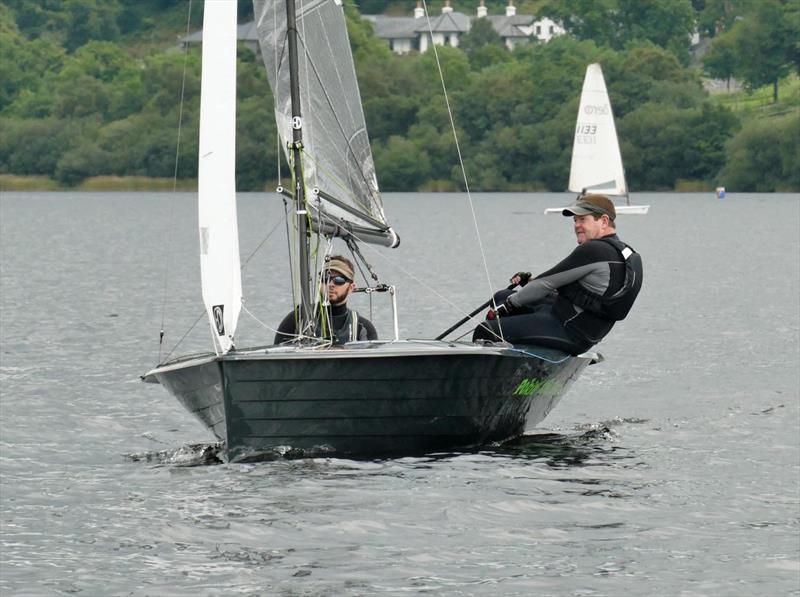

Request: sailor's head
left=562, top=194, right=616, bottom=244
left=322, top=255, right=356, bottom=305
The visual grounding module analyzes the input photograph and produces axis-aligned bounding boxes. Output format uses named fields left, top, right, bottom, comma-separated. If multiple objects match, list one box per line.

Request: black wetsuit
left=473, top=234, right=642, bottom=354
left=273, top=303, right=377, bottom=345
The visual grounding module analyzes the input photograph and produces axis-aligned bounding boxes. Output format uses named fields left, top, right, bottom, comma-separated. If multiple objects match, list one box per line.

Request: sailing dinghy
left=545, top=63, right=649, bottom=215
left=143, top=0, right=598, bottom=461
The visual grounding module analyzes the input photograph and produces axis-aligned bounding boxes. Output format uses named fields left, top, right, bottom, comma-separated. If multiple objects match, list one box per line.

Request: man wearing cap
left=473, top=194, right=643, bottom=354
left=274, top=254, right=378, bottom=345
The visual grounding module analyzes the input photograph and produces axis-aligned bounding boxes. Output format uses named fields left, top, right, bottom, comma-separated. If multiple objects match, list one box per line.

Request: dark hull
left=145, top=342, right=596, bottom=461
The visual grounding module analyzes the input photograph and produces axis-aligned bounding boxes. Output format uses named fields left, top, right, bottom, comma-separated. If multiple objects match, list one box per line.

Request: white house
left=179, top=1, right=565, bottom=56
left=364, top=1, right=565, bottom=54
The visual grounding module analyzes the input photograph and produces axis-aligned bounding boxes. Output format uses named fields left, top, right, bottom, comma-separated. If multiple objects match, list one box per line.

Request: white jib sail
left=568, top=63, right=627, bottom=197
left=198, top=0, right=241, bottom=354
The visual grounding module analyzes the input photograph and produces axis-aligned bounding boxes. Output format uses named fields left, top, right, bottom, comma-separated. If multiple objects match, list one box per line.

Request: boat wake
left=123, top=418, right=648, bottom=467
left=487, top=416, right=648, bottom=464
left=124, top=442, right=224, bottom=466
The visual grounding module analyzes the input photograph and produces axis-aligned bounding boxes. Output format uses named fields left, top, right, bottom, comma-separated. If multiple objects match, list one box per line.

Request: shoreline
left=0, top=175, right=744, bottom=193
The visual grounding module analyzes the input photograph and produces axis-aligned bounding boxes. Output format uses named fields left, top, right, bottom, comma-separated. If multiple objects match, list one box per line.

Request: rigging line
left=241, top=302, right=333, bottom=348
left=162, top=206, right=288, bottom=362
left=241, top=206, right=289, bottom=269
left=346, top=236, right=379, bottom=283
left=282, top=194, right=296, bottom=307
left=343, top=227, right=480, bottom=322
left=343, top=237, right=378, bottom=319
left=160, top=309, right=205, bottom=364
left=421, top=1, right=504, bottom=342
left=157, top=0, right=194, bottom=364
left=240, top=303, right=281, bottom=334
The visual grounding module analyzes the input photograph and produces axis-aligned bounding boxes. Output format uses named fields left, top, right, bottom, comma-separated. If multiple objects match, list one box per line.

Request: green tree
left=6, top=0, right=123, bottom=51
left=459, top=17, right=505, bottom=69
left=619, top=103, right=692, bottom=190
left=374, top=136, right=431, bottom=190
left=43, top=42, right=145, bottom=121
left=703, top=33, right=737, bottom=90
left=544, top=0, right=695, bottom=62
left=718, top=111, right=800, bottom=191
left=142, top=51, right=202, bottom=116
left=694, top=0, right=738, bottom=37
left=54, top=141, right=111, bottom=185
left=236, top=95, right=280, bottom=190
left=785, top=0, right=800, bottom=71
left=681, top=102, right=740, bottom=182
left=0, top=8, right=65, bottom=111
left=0, top=117, right=84, bottom=176
left=543, top=0, right=618, bottom=48
left=607, top=43, right=701, bottom=116
left=713, top=0, right=795, bottom=102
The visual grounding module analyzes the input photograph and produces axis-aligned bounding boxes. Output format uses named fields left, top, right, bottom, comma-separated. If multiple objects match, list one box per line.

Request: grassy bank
left=709, top=74, right=800, bottom=115
left=0, top=174, right=742, bottom=194
left=0, top=175, right=198, bottom=192
left=0, top=175, right=61, bottom=191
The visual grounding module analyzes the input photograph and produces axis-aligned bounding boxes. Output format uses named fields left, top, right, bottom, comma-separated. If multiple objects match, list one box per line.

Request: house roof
left=414, top=11, right=471, bottom=34
left=180, top=21, right=259, bottom=44
left=486, top=15, right=535, bottom=38
left=180, top=10, right=550, bottom=46
left=362, top=16, right=419, bottom=40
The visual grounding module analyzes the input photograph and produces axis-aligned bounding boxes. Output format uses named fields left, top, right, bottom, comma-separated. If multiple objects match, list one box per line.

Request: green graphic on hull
left=513, top=377, right=561, bottom=396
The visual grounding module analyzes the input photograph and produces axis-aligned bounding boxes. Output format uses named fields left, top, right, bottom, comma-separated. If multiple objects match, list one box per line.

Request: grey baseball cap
left=562, top=194, right=616, bottom=220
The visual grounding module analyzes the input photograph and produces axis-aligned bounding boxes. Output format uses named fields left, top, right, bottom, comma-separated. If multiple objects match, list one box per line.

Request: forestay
left=198, top=0, right=242, bottom=354
left=568, top=63, right=627, bottom=197
left=253, top=0, right=398, bottom=247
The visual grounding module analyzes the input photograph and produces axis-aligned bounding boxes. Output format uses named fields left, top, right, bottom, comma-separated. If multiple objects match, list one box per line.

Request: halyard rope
left=420, top=0, right=505, bottom=341
left=158, top=0, right=194, bottom=363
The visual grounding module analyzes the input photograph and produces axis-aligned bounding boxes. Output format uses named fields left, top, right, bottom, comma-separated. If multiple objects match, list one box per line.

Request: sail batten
left=568, top=63, right=628, bottom=198
left=254, top=0, right=396, bottom=245
left=198, top=0, right=241, bottom=354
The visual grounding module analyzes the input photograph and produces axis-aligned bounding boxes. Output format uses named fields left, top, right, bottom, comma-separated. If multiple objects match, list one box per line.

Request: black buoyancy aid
left=314, top=307, right=361, bottom=344
left=560, top=236, right=643, bottom=321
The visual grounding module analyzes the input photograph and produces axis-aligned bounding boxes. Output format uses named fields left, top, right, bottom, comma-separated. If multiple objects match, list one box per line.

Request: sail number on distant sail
left=575, top=123, right=599, bottom=144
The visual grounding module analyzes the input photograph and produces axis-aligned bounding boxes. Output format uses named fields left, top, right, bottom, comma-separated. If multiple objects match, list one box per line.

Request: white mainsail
left=568, top=63, right=627, bottom=197
left=198, top=0, right=242, bottom=354
left=253, top=0, right=398, bottom=247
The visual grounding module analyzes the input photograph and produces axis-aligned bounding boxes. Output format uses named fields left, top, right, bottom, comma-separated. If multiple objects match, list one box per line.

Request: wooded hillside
left=0, top=0, right=797, bottom=192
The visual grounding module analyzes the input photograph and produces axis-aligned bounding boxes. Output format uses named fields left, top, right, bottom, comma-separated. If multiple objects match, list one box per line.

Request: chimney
left=442, top=0, right=453, bottom=14
left=506, top=0, right=516, bottom=17
left=477, top=0, right=487, bottom=18
left=414, top=1, right=424, bottom=19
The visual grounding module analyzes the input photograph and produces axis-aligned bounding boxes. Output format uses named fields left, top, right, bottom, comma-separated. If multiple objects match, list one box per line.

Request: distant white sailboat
left=545, top=63, right=649, bottom=215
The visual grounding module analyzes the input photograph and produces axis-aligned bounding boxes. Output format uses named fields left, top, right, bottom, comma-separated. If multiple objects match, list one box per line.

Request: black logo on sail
left=212, top=305, right=225, bottom=335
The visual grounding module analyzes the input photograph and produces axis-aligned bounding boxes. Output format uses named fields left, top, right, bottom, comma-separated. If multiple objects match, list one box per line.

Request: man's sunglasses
left=323, top=274, right=351, bottom=286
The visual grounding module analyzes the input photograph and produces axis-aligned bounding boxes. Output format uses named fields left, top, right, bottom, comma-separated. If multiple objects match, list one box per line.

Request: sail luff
left=198, top=0, right=241, bottom=354
left=285, top=0, right=313, bottom=332
left=568, top=63, right=627, bottom=197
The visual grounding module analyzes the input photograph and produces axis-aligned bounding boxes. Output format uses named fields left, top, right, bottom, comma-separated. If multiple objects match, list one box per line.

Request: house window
left=444, top=35, right=451, bottom=45
left=535, top=25, right=541, bottom=35
left=549, top=25, right=554, bottom=34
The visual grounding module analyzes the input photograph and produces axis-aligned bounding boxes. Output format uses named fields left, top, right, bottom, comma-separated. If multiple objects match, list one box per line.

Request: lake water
left=1, top=191, right=798, bottom=596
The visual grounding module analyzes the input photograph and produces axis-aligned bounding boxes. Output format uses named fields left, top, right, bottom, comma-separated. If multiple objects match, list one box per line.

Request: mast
left=285, top=0, right=312, bottom=332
